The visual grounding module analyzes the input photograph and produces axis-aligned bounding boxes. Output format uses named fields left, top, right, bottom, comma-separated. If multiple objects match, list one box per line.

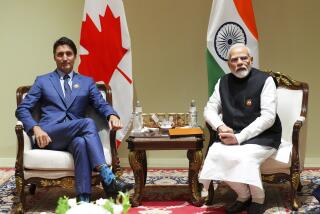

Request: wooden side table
left=126, top=132, right=204, bottom=207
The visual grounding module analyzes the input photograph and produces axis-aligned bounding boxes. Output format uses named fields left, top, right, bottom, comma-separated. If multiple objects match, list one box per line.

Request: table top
left=126, top=129, right=204, bottom=150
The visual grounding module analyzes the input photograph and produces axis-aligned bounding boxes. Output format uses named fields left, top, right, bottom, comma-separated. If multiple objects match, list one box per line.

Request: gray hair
left=227, top=43, right=251, bottom=59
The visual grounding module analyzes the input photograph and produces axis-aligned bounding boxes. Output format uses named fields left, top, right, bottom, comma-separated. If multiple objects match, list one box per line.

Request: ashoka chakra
left=214, top=22, right=247, bottom=61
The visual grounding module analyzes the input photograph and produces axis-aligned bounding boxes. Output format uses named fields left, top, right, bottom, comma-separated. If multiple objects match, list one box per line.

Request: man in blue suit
left=16, top=37, right=133, bottom=202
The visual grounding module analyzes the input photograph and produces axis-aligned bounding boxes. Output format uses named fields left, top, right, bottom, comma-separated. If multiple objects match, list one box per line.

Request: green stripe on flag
left=206, top=49, right=225, bottom=96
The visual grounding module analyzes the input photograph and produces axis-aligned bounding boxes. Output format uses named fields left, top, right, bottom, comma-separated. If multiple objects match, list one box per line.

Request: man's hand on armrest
left=108, top=115, right=123, bottom=131
left=217, top=125, right=238, bottom=145
left=217, top=124, right=233, bottom=134
left=33, top=126, right=52, bottom=148
left=219, top=132, right=238, bottom=145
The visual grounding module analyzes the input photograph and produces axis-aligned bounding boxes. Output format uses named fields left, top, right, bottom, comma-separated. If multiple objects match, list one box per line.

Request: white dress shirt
left=56, top=70, right=74, bottom=97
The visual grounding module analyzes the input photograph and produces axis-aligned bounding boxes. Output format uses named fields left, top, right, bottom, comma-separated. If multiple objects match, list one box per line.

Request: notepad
left=169, top=127, right=203, bottom=137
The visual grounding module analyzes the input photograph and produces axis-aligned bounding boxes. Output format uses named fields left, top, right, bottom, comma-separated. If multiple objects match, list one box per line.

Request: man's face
left=228, top=46, right=253, bottom=78
left=54, top=45, right=76, bottom=74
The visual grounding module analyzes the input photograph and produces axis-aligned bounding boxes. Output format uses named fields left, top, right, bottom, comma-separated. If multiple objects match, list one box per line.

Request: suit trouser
left=41, top=118, right=106, bottom=194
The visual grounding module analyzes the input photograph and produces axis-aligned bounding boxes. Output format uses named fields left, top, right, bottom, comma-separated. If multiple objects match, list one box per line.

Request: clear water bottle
left=188, top=99, right=197, bottom=127
left=133, top=100, right=143, bottom=131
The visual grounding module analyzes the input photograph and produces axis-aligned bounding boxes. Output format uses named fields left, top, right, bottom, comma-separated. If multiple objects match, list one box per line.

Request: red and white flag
left=79, top=0, right=133, bottom=147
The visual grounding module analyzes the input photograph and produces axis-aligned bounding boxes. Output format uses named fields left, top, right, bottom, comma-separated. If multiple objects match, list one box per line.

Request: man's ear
left=250, top=56, right=253, bottom=65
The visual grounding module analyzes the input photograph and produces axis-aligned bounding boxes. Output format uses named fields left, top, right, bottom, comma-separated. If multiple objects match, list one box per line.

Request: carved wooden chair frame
left=205, top=71, right=309, bottom=210
left=14, top=83, right=121, bottom=213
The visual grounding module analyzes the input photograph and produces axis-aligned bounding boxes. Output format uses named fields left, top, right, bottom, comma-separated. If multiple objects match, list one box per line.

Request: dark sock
left=313, top=187, right=320, bottom=202
left=98, top=164, right=115, bottom=185
left=77, top=193, right=90, bottom=203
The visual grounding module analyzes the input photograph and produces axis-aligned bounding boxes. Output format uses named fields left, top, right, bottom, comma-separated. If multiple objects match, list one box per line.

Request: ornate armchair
left=14, top=83, right=121, bottom=213
left=205, top=71, right=309, bottom=210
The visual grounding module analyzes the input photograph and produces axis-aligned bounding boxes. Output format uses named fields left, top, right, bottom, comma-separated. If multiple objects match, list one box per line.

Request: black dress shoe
left=313, top=187, right=320, bottom=202
left=247, top=202, right=264, bottom=214
left=225, top=199, right=251, bottom=214
left=102, top=178, right=134, bottom=195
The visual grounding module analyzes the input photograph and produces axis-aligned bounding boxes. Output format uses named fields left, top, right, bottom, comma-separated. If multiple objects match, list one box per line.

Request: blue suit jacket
left=16, top=70, right=118, bottom=134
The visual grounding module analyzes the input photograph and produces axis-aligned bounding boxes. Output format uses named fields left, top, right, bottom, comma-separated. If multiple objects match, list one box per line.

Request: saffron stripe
left=233, top=0, right=259, bottom=40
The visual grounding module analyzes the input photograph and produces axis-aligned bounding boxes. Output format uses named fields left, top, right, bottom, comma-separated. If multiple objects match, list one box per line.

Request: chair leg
left=297, top=180, right=303, bottom=192
left=14, top=175, right=25, bottom=213
left=29, top=183, right=37, bottom=195
left=291, top=172, right=301, bottom=211
left=206, top=180, right=215, bottom=205
left=112, top=156, right=122, bottom=177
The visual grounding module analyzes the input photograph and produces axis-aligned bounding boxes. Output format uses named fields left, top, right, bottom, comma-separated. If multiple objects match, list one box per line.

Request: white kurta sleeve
left=235, top=76, right=278, bottom=144
left=204, top=79, right=225, bottom=131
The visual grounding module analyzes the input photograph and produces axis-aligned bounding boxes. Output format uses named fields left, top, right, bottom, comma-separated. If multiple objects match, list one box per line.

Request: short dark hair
left=53, top=37, right=77, bottom=55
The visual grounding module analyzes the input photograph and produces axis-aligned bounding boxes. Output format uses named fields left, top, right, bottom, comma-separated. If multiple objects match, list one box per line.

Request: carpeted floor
left=0, top=168, right=320, bottom=213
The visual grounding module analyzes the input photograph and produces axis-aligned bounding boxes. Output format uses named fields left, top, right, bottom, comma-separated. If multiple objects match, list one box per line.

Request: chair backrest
left=265, top=71, right=308, bottom=166
left=16, top=83, right=113, bottom=107
left=277, top=88, right=303, bottom=144
left=205, top=71, right=309, bottom=164
left=265, top=71, right=308, bottom=144
left=16, top=83, right=114, bottom=163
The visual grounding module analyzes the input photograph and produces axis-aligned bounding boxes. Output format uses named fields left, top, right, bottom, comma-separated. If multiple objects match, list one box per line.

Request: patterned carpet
left=0, top=168, right=320, bottom=213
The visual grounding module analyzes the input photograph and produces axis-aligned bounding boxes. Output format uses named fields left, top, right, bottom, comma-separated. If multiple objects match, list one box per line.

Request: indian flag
left=207, top=0, right=259, bottom=95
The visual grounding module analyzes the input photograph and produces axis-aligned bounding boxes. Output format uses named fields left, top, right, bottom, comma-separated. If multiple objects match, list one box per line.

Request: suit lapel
left=67, top=73, right=81, bottom=109
left=49, top=71, right=67, bottom=107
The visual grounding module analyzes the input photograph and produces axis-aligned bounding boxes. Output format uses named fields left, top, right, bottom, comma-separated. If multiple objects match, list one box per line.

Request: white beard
left=232, top=65, right=251, bottom=79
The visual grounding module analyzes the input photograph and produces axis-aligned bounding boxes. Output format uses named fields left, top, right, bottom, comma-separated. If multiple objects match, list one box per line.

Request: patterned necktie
left=63, top=74, right=72, bottom=102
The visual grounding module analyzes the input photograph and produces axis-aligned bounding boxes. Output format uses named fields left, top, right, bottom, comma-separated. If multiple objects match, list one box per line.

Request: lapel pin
left=73, top=84, right=80, bottom=89
left=245, top=99, right=252, bottom=107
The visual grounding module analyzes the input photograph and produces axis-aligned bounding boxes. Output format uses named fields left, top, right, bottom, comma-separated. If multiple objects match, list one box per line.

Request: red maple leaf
left=79, top=6, right=129, bottom=84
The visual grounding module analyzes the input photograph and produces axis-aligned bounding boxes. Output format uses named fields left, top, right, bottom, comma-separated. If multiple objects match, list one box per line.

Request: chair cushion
left=24, top=150, right=74, bottom=170
left=23, top=123, right=112, bottom=170
left=24, top=147, right=111, bottom=170
left=261, top=155, right=291, bottom=174
left=22, top=90, right=113, bottom=170
left=269, top=139, right=292, bottom=163
left=24, top=169, right=99, bottom=180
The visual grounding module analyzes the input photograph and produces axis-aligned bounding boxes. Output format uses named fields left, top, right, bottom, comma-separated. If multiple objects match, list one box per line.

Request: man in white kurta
left=199, top=43, right=282, bottom=214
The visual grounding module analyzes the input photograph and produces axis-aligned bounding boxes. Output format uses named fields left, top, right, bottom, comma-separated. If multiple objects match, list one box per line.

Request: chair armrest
left=297, top=116, right=305, bottom=123
left=15, top=121, right=25, bottom=177
left=291, top=118, right=305, bottom=173
left=109, top=129, right=121, bottom=176
left=205, top=122, right=219, bottom=157
left=292, top=119, right=304, bottom=148
left=15, top=121, right=24, bottom=154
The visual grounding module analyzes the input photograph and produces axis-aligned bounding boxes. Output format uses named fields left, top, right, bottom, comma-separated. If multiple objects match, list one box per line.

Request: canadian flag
left=79, top=0, right=133, bottom=147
